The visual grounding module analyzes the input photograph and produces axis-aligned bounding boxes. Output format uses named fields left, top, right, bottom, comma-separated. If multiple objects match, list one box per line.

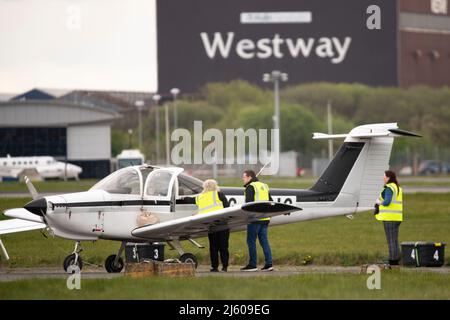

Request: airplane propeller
left=23, top=176, right=47, bottom=217
left=24, top=176, right=38, bottom=200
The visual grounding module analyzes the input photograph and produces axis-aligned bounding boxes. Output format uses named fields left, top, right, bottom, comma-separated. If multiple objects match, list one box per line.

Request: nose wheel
left=63, top=241, right=83, bottom=273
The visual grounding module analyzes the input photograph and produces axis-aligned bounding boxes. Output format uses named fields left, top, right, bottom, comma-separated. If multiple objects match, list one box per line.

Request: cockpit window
left=90, top=167, right=141, bottom=195
left=178, top=173, right=203, bottom=196
left=146, top=171, right=172, bottom=197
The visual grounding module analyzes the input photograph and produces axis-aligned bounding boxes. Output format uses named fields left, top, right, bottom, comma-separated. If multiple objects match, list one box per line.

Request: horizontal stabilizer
left=388, top=128, right=422, bottom=137
left=312, top=133, right=348, bottom=140
left=313, top=123, right=421, bottom=140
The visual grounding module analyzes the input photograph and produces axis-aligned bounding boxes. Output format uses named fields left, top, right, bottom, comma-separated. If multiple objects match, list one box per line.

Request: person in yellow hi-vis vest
left=374, top=170, right=403, bottom=266
left=240, top=170, right=274, bottom=272
left=195, top=179, right=230, bottom=272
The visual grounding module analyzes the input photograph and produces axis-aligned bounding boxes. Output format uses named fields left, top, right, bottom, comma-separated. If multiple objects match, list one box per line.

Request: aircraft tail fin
left=311, top=123, right=420, bottom=211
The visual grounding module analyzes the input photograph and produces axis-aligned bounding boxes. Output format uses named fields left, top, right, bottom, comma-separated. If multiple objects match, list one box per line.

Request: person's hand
left=375, top=198, right=381, bottom=205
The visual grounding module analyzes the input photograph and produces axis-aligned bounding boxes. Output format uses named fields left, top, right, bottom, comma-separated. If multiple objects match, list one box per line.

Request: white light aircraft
left=0, top=155, right=82, bottom=181
left=0, top=123, right=420, bottom=273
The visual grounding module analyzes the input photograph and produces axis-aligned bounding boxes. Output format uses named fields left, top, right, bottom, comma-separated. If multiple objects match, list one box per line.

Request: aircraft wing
left=4, top=208, right=44, bottom=223
left=0, top=167, right=24, bottom=178
left=131, top=201, right=302, bottom=241
left=0, top=218, right=46, bottom=235
left=0, top=218, right=46, bottom=260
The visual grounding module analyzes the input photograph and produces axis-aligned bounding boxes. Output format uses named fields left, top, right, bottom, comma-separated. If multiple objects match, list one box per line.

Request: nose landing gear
left=63, top=241, right=83, bottom=273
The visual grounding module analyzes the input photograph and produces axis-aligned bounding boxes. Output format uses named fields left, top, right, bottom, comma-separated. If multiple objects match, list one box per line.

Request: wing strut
left=0, top=238, right=9, bottom=260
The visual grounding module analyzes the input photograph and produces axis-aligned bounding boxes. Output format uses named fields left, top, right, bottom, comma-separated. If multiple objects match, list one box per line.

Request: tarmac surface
left=1, top=265, right=449, bottom=282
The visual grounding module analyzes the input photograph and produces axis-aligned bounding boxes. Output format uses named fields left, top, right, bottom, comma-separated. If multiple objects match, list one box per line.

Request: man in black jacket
left=240, top=170, right=274, bottom=272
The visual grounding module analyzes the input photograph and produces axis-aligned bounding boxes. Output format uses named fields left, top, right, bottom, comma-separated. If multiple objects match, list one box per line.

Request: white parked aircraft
left=0, top=123, right=420, bottom=273
left=0, top=155, right=82, bottom=181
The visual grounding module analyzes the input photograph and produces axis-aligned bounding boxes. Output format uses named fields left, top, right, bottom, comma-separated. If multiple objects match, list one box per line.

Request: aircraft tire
left=180, top=253, right=198, bottom=268
left=105, top=254, right=124, bottom=273
left=63, top=253, right=83, bottom=273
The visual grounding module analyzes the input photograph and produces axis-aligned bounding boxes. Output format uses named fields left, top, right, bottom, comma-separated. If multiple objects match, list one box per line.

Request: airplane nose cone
left=24, top=198, right=47, bottom=216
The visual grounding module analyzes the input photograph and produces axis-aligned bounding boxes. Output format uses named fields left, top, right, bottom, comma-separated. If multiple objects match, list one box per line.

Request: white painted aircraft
left=0, top=155, right=82, bottom=181
left=0, top=123, right=420, bottom=273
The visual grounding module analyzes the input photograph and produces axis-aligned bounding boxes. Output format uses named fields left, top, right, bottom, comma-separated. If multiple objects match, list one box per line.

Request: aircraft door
left=143, top=168, right=182, bottom=222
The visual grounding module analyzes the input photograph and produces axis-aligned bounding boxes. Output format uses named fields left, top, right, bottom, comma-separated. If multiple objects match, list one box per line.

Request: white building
left=0, top=92, right=121, bottom=178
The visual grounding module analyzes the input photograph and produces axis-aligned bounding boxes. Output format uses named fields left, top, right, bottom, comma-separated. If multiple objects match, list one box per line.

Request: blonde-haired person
left=195, top=179, right=230, bottom=272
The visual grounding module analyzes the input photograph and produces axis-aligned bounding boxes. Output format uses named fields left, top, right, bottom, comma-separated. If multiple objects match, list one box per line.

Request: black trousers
left=208, top=229, right=230, bottom=269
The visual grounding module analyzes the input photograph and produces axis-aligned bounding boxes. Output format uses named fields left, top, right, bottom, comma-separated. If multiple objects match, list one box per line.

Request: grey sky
left=0, top=0, right=157, bottom=94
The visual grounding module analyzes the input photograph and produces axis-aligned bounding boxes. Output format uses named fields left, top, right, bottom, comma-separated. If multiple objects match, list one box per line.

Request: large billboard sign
left=157, top=0, right=398, bottom=92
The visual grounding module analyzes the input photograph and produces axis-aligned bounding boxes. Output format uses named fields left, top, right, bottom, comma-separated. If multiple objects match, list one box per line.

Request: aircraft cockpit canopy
left=90, top=167, right=141, bottom=195
left=90, top=166, right=203, bottom=197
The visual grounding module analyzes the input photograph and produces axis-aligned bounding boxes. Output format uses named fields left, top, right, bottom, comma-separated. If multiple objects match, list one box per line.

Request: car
left=418, top=160, right=450, bottom=175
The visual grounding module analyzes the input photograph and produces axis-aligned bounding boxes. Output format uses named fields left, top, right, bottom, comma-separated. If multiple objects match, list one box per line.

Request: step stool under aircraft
left=0, top=123, right=420, bottom=273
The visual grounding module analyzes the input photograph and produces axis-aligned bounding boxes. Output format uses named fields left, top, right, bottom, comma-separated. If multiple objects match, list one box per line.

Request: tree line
left=112, top=80, right=450, bottom=167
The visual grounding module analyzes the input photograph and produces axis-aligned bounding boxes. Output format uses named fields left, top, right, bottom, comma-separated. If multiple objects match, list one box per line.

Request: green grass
left=216, top=176, right=450, bottom=189
left=1, top=272, right=449, bottom=299
left=216, top=177, right=316, bottom=189
left=1, top=176, right=449, bottom=195
left=0, top=179, right=97, bottom=194
left=1, top=193, right=449, bottom=268
left=1, top=193, right=449, bottom=300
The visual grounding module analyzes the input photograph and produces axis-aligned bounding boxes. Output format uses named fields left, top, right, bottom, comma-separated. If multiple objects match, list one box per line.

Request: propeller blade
left=24, top=176, right=38, bottom=200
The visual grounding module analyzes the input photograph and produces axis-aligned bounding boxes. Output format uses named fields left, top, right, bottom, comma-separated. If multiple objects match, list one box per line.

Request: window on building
left=0, top=128, right=67, bottom=158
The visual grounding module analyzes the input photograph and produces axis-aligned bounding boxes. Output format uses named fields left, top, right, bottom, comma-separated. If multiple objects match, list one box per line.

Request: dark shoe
left=261, top=265, right=273, bottom=271
left=240, top=265, right=257, bottom=272
left=210, top=268, right=219, bottom=272
left=221, top=267, right=228, bottom=272
left=389, top=260, right=399, bottom=266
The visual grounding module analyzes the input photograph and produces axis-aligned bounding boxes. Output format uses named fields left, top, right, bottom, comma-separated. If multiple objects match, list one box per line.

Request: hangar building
left=0, top=89, right=122, bottom=178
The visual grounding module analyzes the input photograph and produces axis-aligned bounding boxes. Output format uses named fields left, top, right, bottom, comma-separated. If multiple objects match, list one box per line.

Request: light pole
left=135, top=100, right=145, bottom=151
left=164, top=101, right=170, bottom=165
left=128, top=128, right=133, bottom=149
left=170, top=88, right=180, bottom=130
left=152, top=94, right=161, bottom=164
left=262, top=70, right=288, bottom=167
left=327, top=100, right=333, bottom=162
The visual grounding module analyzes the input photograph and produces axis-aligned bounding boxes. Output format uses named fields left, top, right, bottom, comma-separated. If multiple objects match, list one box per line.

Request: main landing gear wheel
left=63, top=254, right=83, bottom=273
left=105, top=254, right=124, bottom=273
left=180, top=253, right=198, bottom=268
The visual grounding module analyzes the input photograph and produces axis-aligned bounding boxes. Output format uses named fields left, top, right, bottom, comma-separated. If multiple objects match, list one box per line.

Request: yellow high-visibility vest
left=247, top=181, right=270, bottom=221
left=195, top=191, right=224, bottom=214
left=376, top=182, right=403, bottom=222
